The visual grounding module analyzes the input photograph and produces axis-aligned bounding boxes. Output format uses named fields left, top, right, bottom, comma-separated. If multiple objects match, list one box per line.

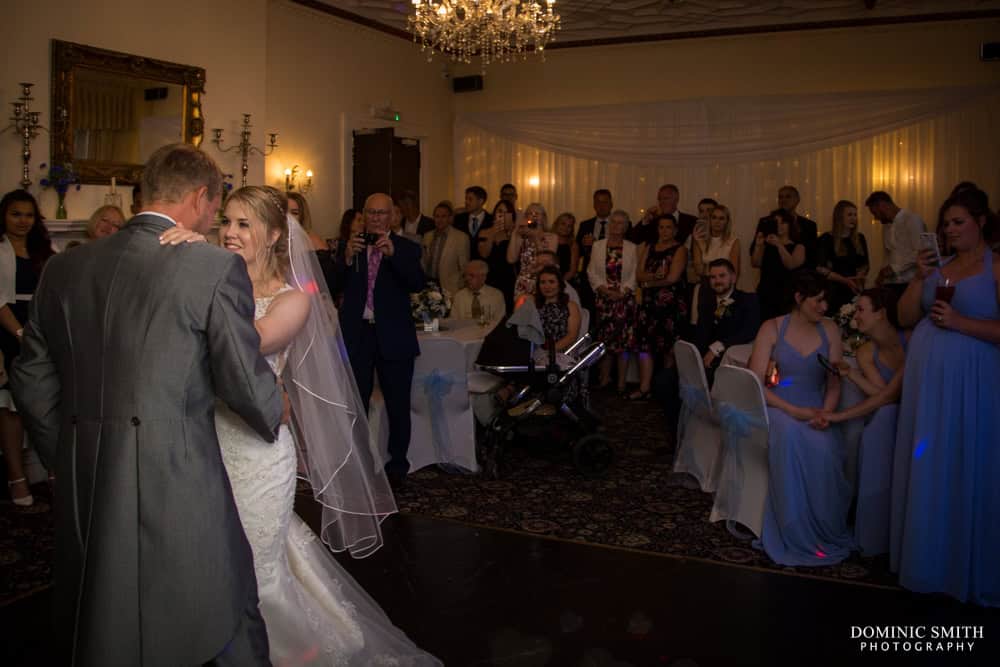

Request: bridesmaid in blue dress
left=892, top=188, right=1000, bottom=607
left=748, top=272, right=854, bottom=566
left=825, top=288, right=908, bottom=556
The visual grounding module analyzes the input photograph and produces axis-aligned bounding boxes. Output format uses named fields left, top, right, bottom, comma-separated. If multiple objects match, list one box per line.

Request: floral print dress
left=513, top=238, right=541, bottom=301
left=538, top=300, right=587, bottom=406
left=594, top=245, right=637, bottom=353
left=637, top=243, right=688, bottom=354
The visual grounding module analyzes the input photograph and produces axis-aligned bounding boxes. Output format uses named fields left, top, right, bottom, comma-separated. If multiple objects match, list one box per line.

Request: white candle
left=111, top=177, right=116, bottom=194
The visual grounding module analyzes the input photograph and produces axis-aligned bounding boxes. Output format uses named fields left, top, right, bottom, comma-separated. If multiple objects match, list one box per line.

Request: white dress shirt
left=882, top=208, right=926, bottom=284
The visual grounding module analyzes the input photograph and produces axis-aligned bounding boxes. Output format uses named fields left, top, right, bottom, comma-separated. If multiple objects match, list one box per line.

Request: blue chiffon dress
left=853, top=332, right=906, bottom=556
left=758, top=316, right=855, bottom=566
left=890, top=248, right=1000, bottom=607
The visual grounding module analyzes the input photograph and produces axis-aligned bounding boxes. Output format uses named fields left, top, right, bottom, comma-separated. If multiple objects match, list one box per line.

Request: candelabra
left=210, top=113, right=278, bottom=187
left=2, top=83, right=52, bottom=189
left=284, top=165, right=313, bottom=194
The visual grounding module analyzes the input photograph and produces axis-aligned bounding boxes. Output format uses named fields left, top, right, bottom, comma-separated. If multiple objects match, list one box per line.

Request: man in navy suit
left=689, top=259, right=760, bottom=384
left=453, top=185, right=494, bottom=260
left=339, top=192, right=426, bottom=485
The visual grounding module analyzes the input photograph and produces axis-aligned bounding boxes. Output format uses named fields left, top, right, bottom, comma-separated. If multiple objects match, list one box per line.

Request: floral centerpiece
left=411, top=281, right=451, bottom=329
left=833, top=297, right=867, bottom=355
left=39, top=162, right=81, bottom=219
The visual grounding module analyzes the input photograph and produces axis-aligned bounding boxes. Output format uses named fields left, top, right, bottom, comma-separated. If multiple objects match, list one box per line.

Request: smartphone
left=816, top=353, right=838, bottom=374
left=919, top=232, right=942, bottom=268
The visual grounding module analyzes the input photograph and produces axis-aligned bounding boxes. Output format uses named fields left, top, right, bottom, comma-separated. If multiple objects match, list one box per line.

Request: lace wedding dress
left=216, top=287, right=441, bottom=666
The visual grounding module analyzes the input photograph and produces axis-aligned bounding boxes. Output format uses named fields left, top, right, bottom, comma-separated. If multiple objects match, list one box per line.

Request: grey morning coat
left=12, top=213, right=283, bottom=666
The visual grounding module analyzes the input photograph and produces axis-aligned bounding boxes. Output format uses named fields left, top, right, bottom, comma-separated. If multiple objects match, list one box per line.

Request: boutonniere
left=714, top=297, right=735, bottom=321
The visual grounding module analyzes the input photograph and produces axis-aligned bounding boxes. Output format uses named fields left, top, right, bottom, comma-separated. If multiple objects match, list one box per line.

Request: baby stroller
left=474, top=321, right=613, bottom=479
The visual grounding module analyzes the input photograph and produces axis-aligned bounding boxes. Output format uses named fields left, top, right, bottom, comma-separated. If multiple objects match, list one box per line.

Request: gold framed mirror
left=50, top=39, right=206, bottom=185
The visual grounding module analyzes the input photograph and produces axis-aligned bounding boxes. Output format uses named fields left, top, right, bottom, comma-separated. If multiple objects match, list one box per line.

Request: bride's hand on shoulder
left=160, top=227, right=207, bottom=246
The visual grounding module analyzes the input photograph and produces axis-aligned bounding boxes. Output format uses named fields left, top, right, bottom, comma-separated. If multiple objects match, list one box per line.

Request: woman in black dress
left=633, top=215, right=688, bottom=400
left=751, top=208, right=806, bottom=321
left=816, top=200, right=869, bottom=314
left=1, top=190, right=54, bottom=506
left=478, top=199, right=517, bottom=312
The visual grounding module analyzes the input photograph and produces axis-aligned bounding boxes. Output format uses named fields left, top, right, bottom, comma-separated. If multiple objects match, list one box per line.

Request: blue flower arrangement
left=38, top=162, right=81, bottom=195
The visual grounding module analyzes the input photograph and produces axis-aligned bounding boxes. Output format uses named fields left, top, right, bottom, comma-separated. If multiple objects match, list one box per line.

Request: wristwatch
left=15, top=328, right=23, bottom=338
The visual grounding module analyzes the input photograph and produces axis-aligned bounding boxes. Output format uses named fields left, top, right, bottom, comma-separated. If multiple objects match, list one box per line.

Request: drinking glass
left=935, top=277, right=955, bottom=304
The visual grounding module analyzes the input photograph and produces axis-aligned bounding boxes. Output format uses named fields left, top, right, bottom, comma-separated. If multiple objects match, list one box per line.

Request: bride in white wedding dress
left=172, top=185, right=441, bottom=666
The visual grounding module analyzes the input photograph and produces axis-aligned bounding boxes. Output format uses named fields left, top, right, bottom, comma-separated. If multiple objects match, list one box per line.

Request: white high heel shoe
left=7, top=477, right=33, bottom=507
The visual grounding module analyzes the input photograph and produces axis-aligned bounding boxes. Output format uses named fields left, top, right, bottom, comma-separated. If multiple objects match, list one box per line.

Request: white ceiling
left=307, top=0, right=1000, bottom=47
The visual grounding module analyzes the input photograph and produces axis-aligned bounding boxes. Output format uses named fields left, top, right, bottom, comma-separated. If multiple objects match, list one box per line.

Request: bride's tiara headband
left=265, top=188, right=285, bottom=214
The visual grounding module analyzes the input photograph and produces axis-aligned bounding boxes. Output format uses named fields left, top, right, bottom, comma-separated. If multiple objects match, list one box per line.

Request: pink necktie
left=366, top=247, right=383, bottom=314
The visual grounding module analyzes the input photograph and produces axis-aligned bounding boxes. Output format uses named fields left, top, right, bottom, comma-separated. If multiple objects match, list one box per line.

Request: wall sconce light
left=284, top=164, right=313, bottom=194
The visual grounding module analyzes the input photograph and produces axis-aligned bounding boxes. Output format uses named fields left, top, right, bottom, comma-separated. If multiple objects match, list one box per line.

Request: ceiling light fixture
left=407, top=0, right=561, bottom=74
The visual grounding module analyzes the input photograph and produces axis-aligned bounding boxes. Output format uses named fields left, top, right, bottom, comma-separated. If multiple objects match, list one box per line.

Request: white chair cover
left=720, top=343, right=753, bottom=369
left=406, top=337, right=478, bottom=473
left=671, top=340, right=722, bottom=492
left=708, top=365, right=770, bottom=539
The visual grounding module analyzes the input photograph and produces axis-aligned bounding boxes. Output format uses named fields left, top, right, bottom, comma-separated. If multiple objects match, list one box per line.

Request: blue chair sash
left=713, top=400, right=768, bottom=526
left=415, top=369, right=465, bottom=462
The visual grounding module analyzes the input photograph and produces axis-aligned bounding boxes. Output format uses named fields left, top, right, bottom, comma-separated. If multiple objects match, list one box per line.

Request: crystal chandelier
left=408, top=0, right=561, bottom=73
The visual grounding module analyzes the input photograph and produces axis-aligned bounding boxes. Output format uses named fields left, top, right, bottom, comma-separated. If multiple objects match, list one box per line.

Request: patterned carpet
left=0, top=482, right=54, bottom=606
left=394, top=389, right=901, bottom=590
left=0, top=392, right=898, bottom=608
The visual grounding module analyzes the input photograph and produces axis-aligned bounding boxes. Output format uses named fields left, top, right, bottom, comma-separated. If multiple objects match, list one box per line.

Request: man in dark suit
left=690, top=258, right=760, bottom=384
left=750, top=186, right=818, bottom=269
left=628, top=184, right=699, bottom=246
left=12, top=143, right=282, bottom=667
left=397, top=189, right=434, bottom=237
left=574, top=188, right=614, bottom=319
left=339, top=192, right=426, bottom=486
left=452, top=185, right=494, bottom=260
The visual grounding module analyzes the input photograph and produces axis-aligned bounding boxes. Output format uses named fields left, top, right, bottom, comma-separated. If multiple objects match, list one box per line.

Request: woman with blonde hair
left=507, top=202, right=558, bottom=304
left=691, top=203, right=741, bottom=279
left=160, top=185, right=441, bottom=664
left=86, top=204, right=126, bottom=240
left=816, top=199, right=869, bottom=313
left=286, top=191, right=325, bottom=250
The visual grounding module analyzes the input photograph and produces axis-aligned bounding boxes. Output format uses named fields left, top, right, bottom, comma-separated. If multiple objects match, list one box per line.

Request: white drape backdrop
left=455, top=86, right=1000, bottom=290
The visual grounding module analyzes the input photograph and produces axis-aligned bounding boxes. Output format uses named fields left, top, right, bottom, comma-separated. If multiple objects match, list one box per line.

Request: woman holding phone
left=507, top=202, right=557, bottom=305
left=892, top=187, right=1000, bottom=607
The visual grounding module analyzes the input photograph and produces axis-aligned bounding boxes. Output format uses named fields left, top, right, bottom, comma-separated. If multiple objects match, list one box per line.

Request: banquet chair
left=671, top=340, right=722, bottom=492
left=407, top=337, right=478, bottom=473
left=708, top=365, right=770, bottom=539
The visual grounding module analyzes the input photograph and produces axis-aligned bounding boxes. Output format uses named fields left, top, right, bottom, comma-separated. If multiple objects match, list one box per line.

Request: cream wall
left=0, top=0, right=269, bottom=221
left=454, top=18, right=1000, bottom=111
left=265, top=1, right=454, bottom=239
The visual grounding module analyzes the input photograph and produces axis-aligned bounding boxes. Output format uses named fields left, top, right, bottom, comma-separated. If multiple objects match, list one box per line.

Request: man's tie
left=366, top=247, right=382, bottom=315
left=470, top=214, right=481, bottom=239
left=471, top=291, right=482, bottom=319
left=597, top=219, right=607, bottom=240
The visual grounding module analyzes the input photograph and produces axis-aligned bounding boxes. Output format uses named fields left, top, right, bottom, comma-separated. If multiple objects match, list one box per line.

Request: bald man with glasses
left=338, top=192, right=426, bottom=487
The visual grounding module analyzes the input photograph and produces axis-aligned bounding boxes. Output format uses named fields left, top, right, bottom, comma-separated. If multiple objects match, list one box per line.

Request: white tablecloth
left=370, top=318, right=498, bottom=474
left=718, top=343, right=867, bottom=494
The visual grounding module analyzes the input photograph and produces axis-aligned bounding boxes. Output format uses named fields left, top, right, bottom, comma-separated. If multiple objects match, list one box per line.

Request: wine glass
left=935, top=277, right=955, bottom=304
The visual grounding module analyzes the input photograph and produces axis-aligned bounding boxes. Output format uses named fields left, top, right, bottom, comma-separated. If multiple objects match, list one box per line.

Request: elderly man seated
left=452, top=260, right=506, bottom=321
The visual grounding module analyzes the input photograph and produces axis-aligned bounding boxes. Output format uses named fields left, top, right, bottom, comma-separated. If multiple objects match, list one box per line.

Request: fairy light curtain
left=455, top=85, right=1000, bottom=290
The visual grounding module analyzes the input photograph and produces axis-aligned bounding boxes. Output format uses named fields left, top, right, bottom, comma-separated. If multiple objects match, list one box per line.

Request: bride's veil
left=281, top=215, right=397, bottom=558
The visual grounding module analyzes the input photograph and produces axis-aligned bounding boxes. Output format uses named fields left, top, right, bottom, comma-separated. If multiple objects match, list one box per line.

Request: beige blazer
left=422, top=227, right=470, bottom=296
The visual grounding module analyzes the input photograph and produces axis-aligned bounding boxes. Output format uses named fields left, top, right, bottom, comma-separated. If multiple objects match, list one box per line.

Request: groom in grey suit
left=12, top=144, right=282, bottom=666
